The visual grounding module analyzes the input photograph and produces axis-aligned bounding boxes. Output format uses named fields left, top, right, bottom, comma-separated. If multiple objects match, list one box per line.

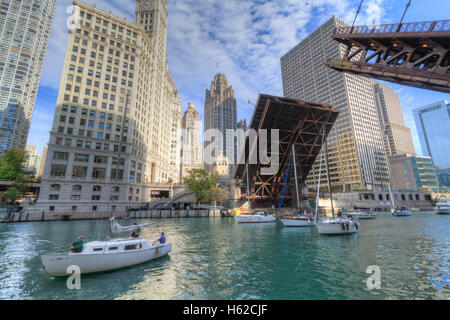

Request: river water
left=0, top=212, right=448, bottom=300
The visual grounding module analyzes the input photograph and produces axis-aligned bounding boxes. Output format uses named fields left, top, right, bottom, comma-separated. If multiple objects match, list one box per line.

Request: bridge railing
left=336, top=20, right=450, bottom=35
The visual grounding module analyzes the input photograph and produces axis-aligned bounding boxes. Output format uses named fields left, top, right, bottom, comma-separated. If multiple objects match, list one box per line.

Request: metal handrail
left=335, top=20, right=450, bottom=35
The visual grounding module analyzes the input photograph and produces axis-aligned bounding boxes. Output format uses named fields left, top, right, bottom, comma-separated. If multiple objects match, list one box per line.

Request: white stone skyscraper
left=35, top=0, right=181, bottom=215
left=281, top=16, right=390, bottom=192
left=0, top=0, right=57, bottom=154
left=181, top=103, right=203, bottom=179
left=373, top=82, right=416, bottom=157
left=204, top=73, right=237, bottom=176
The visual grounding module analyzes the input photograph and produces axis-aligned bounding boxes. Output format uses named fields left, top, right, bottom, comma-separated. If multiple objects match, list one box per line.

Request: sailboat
left=234, top=164, right=276, bottom=224
left=41, top=218, right=172, bottom=276
left=389, top=185, right=411, bottom=216
left=315, top=127, right=360, bottom=236
left=279, top=145, right=315, bottom=227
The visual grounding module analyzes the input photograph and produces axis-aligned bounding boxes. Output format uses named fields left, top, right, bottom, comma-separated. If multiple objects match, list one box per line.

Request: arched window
left=93, top=185, right=102, bottom=192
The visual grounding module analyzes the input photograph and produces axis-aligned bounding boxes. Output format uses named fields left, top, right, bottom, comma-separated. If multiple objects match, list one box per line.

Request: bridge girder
left=327, top=20, right=450, bottom=93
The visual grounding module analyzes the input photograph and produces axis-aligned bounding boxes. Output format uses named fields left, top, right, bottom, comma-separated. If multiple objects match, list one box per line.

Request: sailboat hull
left=41, top=239, right=172, bottom=277
left=316, top=219, right=359, bottom=235
left=279, top=218, right=315, bottom=227
left=234, top=214, right=276, bottom=223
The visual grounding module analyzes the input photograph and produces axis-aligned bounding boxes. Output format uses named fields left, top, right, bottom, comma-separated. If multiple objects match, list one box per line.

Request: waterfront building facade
left=281, top=16, right=390, bottom=192
left=413, top=100, right=450, bottom=170
left=24, top=144, right=41, bottom=176
left=204, top=73, right=237, bottom=176
left=181, top=103, right=204, bottom=181
left=38, top=145, right=48, bottom=177
left=390, top=154, right=439, bottom=191
left=0, top=0, right=57, bottom=154
left=373, top=82, right=416, bottom=157
left=35, top=0, right=180, bottom=214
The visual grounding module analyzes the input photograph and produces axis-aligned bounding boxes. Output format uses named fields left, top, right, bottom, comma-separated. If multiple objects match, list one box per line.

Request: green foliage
left=0, top=149, right=34, bottom=204
left=0, top=149, right=27, bottom=181
left=183, top=169, right=218, bottom=204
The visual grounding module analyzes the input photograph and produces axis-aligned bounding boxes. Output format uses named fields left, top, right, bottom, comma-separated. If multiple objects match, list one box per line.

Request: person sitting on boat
left=154, top=232, right=166, bottom=245
left=131, top=223, right=140, bottom=238
left=347, top=213, right=353, bottom=220
left=71, top=236, right=84, bottom=253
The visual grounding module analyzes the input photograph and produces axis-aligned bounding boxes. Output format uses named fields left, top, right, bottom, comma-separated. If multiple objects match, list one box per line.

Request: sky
left=28, top=0, right=450, bottom=156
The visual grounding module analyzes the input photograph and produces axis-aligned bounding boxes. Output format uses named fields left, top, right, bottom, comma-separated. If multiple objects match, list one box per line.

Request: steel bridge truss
left=234, top=94, right=339, bottom=209
left=327, top=20, right=450, bottom=93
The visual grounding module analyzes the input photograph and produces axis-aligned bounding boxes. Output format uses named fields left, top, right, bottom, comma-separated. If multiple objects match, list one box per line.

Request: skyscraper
left=24, top=144, right=41, bottom=176
left=281, top=16, right=390, bottom=192
left=413, top=100, right=450, bottom=170
left=373, top=82, right=416, bottom=157
left=181, top=103, right=203, bottom=180
left=204, top=73, right=237, bottom=175
left=36, top=0, right=180, bottom=214
left=0, top=0, right=57, bottom=154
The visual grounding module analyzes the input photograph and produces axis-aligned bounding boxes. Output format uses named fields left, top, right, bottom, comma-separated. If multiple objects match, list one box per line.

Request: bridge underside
left=327, top=20, right=450, bottom=93
left=234, top=94, right=339, bottom=209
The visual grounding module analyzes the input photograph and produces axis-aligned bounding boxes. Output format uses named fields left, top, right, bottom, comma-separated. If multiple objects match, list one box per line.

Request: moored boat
left=392, top=207, right=412, bottom=216
left=435, top=201, right=450, bottom=214
left=279, top=215, right=315, bottom=227
left=345, top=210, right=376, bottom=219
left=234, top=212, right=276, bottom=224
left=315, top=218, right=360, bottom=235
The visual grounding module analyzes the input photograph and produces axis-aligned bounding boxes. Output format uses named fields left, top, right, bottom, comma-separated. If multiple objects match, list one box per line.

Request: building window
left=49, top=206, right=55, bottom=212
left=92, top=195, right=101, bottom=201
left=49, top=195, right=59, bottom=200
left=72, top=166, right=87, bottom=178
left=50, top=165, right=67, bottom=177
left=93, top=186, right=102, bottom=192
left=71, top=195, right=81, bottom=201
left=92, top=168, right=106, bottom=179
left=73, top=185, right=82, bottom=192
left=51, top=184, right=61, bottom=191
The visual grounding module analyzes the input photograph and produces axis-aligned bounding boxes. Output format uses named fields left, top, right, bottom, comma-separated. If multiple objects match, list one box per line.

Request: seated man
left=131, top=223, right=140, bottom=238
left=71, top=236, right=84, bottom=253
left=154, top=232, right=166, bottom=245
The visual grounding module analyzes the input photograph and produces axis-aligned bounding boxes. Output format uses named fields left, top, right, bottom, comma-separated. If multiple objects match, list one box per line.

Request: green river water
left=0, top=212, right=448, bottom=300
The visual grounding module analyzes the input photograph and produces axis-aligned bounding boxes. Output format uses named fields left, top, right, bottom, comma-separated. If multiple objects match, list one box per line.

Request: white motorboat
left=279, top=216, right=315, bottom=227
left=392, top=207, right=412, bottom=216
left=345, top=210, right=377, bottom=220
left=315, top=218, right=360, bottom=235
left=435, top=201, right=450, bottom=214
left=41, top=218, right=171, bottom=276
left=234, top=212, right=276, bottom=224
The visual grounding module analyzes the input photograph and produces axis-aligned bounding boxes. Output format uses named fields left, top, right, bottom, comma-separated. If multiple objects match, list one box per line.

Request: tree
left=0, top=149, right=27, bottom=181
left=0, top=149, right=34, bottom=204
left=183, top=169, right=218, bottom=204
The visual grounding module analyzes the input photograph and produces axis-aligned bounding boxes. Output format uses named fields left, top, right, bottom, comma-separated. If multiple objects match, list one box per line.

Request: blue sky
left=29, top=0, right=450, bottom=156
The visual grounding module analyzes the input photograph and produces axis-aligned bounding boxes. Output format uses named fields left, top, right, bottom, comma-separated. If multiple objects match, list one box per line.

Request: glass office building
left=413, top=100, right=450, bottom=170
left=0, top=0, right=57, bottom=154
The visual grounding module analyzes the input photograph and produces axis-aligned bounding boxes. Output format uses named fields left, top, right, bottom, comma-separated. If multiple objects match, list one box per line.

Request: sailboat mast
left=324, top=127, right=335, bottom=219
left=292, top=145, right=301, bottom=212
left=246, top=163, right=251, bottom=210
left=315, top=128, right=325, bottom=219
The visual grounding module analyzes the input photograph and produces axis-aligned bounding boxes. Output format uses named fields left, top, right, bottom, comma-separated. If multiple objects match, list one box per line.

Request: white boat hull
left=234, top=214, right=276, bottom=223
left=279, top=218, right=314, bottom=227
left=435, top=202, right=450, bottom=214
left=316, top=219, right=359, bottom=235
left=346, top=212, right=377, bottom=219
left=41, top=242, right=172, bottom=277
left=392, top=210, right=412, bottom=216
left=436, top=207, right=450, bottom=214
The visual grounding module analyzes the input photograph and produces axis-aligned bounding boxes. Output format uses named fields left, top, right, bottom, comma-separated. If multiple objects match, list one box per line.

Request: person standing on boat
left=337, top=210, right=342, bottom=219
left=71, top=236, right=84, bottom=253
